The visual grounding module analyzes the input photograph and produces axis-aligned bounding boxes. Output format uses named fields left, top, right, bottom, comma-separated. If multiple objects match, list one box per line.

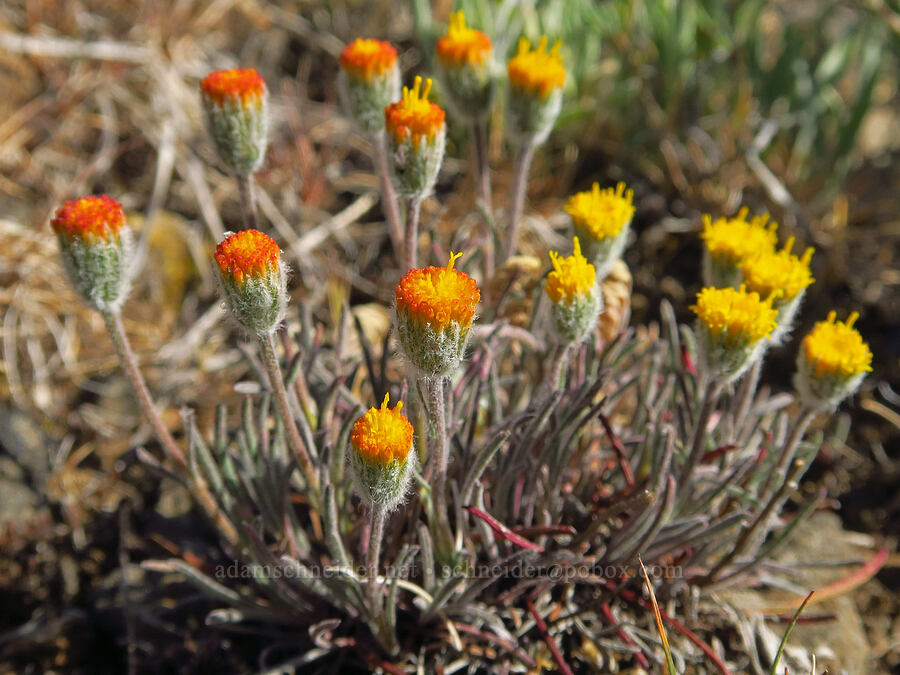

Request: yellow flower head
left=701, top=207, right=778, bottom=265
left=740, top=237, right=814, bottom=303
left=340, top=38, right=398, bottom=82
left=350, top=393, right=414, bottom=466
left=545, top=237, right=596, bottom=304
left=384, top=76, right=446, bottom=147
left=692, top=285, right=777, bottom=348
left=802, top=311, right=872, bottom=379
left=565, top=182, right=635, bottom=241
left=396, top=252, right=480, bottom=331
left=507, top=36, right=565, bottom=100
left=437, top=10, right=492, bottom=68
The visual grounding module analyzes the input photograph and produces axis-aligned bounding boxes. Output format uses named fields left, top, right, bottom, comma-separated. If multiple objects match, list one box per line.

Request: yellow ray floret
left=691, top=285, right=777, bottom=347
left=803, top=311, right=872, bottom=379
left=545, top=237, right=596, bottom=304
left=740, top=237, right=814, bottom=303
left=396, top=252, right=480, bottom=330
left=701, top=207, right=778, bottom=264
left=507, top=36, right=565, bottom=100
left=350, top=393, right=414, bottom=465
left=437, top=10, right=492, bottom=67
left=565, top=182, right=635, bottom=241
left=384, top=76, right=446, bottom=147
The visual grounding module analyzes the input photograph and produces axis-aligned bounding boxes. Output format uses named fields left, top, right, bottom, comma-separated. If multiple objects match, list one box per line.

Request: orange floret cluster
left=350, top=394, right=414, bottom=465
left=214, top=229, right=280, bottom=284
left=385, top=76, right=446, bottom=147
left=507, top=36, right=565, bottom=99
left=340, top=38, right=398, bottom=82
left=436, top=10, right=492, bottom=67
left=396, top=252, right=480, bottom=331
left=51, top=195, right=125, bottom=242
left=201, top=68, right=266, bottom=106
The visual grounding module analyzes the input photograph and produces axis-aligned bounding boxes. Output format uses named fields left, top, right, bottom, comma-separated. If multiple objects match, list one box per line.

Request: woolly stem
left=504, top=140, right=535, bottom=260
left=547, top=343, right=571, bottom=391
left=759, top=405, right=816, bottom=500
left=427, top=376, right=455, bottom=558
left=103, top=310, right=187, bottom=470
left=373, top=132, right=404, bottom=265
left=366, top=503, right=386, bottom=621
left=471, top=118, right=495, bottom=280
left=260, top=331, right=320, bottom=502
left=236, top=172, right=259, bottom=230
left=678, top=378, right=721, bottom=491
left=404, top=196, right=422, bottom=271
left=103, top=310, right=239, bottom=545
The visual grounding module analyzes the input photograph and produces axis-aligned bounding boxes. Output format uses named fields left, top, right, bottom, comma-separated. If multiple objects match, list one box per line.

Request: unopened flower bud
left=350, top=394, right=415, bottom=508
left=565, top=182, right=635, bottom=280
left=794, top=311, right=871, bottom=410
left=691, top=285, right=778, bottom=383
left=385, top=76, right=447, bottom=200
left=436, top=10, right=494, bottom=121
left=200, top=68, right=269, bottom=175
left=700, top=208, right=777, bottom=288
left=339, top=38, right=401, bottom=136
left=214, top=229, right=287, bottom=334
left=51, top=195, right=133, bottom=312
left=395, top=252, right=480, bottom=377
left=506, top=36, right=565, bottom=145
left=545, top=237, right=603, bottom=344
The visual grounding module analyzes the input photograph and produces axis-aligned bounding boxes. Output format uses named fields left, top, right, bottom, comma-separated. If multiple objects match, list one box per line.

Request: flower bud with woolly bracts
left=338, top=38, right=401, bottom=136
left=395, top=252, right=480, bottom=377
left=384, top=76, right=447, bottom=200
left=700, top=207, right=778, bottom=288
left=435, top=10, right=494, bottom=121
left=214, top=229, right=287, bottom=334
left=349, top=393, right=416, bottom=509
left=691, top=285, right=778, bottom=383
left=200, top=68, right=269, bottom=176
left=51, top=195, right=133, bottom=312
left=545, top=237, right=603, bottom=344
left=794, top=311, right=872, bottom=411
left=739, top=237, right=814, bottom=343
left=565, top=182, right=635, bottom=280
left=506, top=36, right=565, bottom=145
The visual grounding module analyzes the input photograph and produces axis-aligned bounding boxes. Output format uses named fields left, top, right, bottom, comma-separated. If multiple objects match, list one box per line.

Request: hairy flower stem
left=504, top=140, right=536, bottom=260
left=236, top=172, right=260, bottom=230
left=547, top=343, right=571, bottom=391
left=103, top=310, right=239, bottom=544
left=471, top=119, right=495, bottom=280
left=373, top=132, right=404, bottom=264
left=260, top=332, right=320, bottom=503
left=703, top=458, right=805, bottom=585
left=404, top=196, right=422, bottom=271
left=759, top=405, right=816, bottom=500
left=366, top=504, right=385, bottom=619
left=427, top=376, right=455, bottom=558
left=732, top=358, right=762, bottom=441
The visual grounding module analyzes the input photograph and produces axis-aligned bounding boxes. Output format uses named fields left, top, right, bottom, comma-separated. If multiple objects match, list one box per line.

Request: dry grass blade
left=639, top=555, right=677, bottom=675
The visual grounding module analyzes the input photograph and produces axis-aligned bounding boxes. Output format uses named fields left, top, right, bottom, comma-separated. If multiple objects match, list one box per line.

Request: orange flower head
left=385, top=76, right=446, bottom=147
left=396, top=252, right=480, bottom=331
left=51, top=195, right=125, bottom=243
left=215, top=229, right=280, bottom=284
left=351, top=393, right=414, bottom=466
left=437, top=10, right=492, bottom=68
left=201, top=68, right=266, bottom=107
left=340, top=38, right=398, bottom=82
left=507, top=36, right=565, bottom=99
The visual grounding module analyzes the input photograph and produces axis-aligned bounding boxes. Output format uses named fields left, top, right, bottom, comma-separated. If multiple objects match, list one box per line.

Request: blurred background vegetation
left=0, top=0, right=898, bottom=671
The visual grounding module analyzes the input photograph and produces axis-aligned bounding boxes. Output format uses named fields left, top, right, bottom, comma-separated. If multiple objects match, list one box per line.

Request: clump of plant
left=47, top=10, right=873, bottom=672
